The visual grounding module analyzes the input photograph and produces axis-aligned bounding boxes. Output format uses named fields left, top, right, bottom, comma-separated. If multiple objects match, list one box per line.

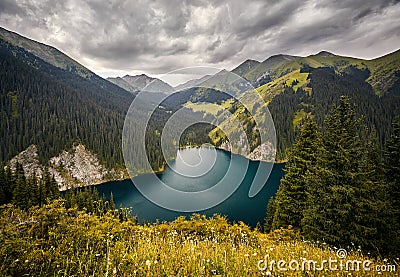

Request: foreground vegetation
left=0, top=201, right=397, bottom=276
left=267, top=96, right=400, bottom=256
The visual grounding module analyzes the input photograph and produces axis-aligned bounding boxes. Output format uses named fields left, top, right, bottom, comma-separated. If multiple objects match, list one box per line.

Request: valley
left=0, top=25, right=399, bottom=276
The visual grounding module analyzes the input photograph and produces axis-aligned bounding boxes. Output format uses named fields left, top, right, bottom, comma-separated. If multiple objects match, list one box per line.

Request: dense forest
left=0, top=38, right=132, bottom=169
left=268, top=66, right=400, bottom=160
left=0, top=161, right=131, bottom=220
left=266, top=96, right=400, bottom=256
left=2, top=31, right=400, bottom=174
left=0, top=37, right=213, bottom=173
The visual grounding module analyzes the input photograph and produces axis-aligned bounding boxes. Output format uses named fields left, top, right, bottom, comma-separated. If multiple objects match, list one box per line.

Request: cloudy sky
left=1, top=0, right=399, bottom=84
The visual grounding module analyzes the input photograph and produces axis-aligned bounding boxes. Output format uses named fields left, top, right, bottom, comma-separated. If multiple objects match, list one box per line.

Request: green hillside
left=365, top=49, right=400, bottom=95
left=242, top=50, right=400, bottom=96
left=209, top=50, right=400, bottom=161
left=231, top=59, right=260, bottom=77
left=0, top=27, right=93, bottom=79
left=243, top=54, right=298, bottom=84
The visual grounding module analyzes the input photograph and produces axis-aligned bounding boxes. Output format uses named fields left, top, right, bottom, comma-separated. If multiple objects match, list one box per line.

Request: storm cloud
left=0, top=0, right=399, bottom=80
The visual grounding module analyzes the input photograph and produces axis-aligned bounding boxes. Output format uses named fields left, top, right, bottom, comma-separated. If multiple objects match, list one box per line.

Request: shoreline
left=63, top=146, right=285, bottom=191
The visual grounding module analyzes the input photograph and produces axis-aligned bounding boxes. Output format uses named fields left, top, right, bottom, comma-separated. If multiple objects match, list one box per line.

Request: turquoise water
left=96, top=148, right=284, bottom=227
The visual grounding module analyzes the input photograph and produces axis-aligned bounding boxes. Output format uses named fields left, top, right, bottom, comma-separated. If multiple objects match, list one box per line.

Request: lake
left=96, top=147, right=285, bottom=227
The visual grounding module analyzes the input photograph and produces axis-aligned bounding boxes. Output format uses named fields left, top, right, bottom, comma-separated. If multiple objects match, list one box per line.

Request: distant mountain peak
left=114, top=73, right=173, bottom=94
left=315, top=51, right=336, bottom=57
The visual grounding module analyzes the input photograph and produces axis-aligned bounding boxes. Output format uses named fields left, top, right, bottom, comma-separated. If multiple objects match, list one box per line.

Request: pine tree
left=384, top=116, right=400, bottom=252
left=64, top=188, right=73, bottom=209
left=12, top=162, right=27, bottom=208
left=47, top=175, right=59, bottom=201
left=0, top=164, right=5, bottom=204
left=264, top=196, right=276, bottom=233
left=302, top=96, right=381, bottom=250
left=27, top=173, right=39, bottom=208
left=272, top=117, right=320, bottom=230
left=357, top=128, right=389, bottom=251
left=3, top=166, right=14, bottom=203
left=109, top=192, right=116, bottom=212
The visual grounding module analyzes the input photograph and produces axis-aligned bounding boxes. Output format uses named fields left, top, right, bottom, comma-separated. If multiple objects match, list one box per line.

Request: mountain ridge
left=108, top=73, right=174, bottom=94
left=0, top=27, right=93, bottom=79
left=1, top=26, right=399, bottom=186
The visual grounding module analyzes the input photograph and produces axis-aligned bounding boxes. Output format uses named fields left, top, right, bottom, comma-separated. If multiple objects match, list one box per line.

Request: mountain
left=242, top=50, right=400, bottom=96
left=0, top=27, right=93, bottom=79
left=243, top=54, right=299, bottom=86
left=106, top=77, right=138, bottom=93
left=115, top=74, right=174, bottom=94
left=0, top=27, right=151, bottom=185
left=231, top=59, right=260, bottom=77
left=1, top=26, right=399, bottom=180
left=0, top=27, right=215, bottom=184
left=314, top=50, right=336, bottom=57
left=210, top=50, right=400, bottom=160
left=173, top=74, right=212, bottom=91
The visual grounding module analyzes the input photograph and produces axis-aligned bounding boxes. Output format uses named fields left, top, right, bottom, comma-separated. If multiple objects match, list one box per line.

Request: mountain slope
left=1, top=26, right=399, bottom=172
left=0, top=27, right=93, bottom=79
left=173, top=75, right=212, bottom=91
left=242, top=50, right=400, bottom=96
left=0, top=36, right=133, bottom=169
left=231, top=59, right=260, bottom=77
left=210, top=50, right=400, bottom=160
left=364, top=49, right=400, bottom=95
left=121, top=74, right=174, bottom=93
left=107, top=77, right=138, bottom=93
left=243, top=54, right=299, bottom=86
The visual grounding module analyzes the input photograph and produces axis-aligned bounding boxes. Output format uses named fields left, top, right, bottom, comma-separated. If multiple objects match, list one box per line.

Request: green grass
left=184, top=101, right=224, bottom=115
left=292, top=109, right=311, bottom=130
left=0, top=201, right=396, bottom=276
left=364, top=50, right=400, bottom=95
left=255, top=69, right=310, bottom=99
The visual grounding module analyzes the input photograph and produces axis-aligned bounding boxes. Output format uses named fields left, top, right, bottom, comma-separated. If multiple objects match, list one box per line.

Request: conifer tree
left=272, top=117, right=321, bottom=230
left=109, top=192, right=116, bottom=212
left=357, top=128, right=389, bottom=251
left=0, top=164, right=5, bottom=205
left=27, top=173, right=38, bottom=208
left=4, top=166, right=14, bottom=203
left=41, top=169, right=59, bottom=201
left=12, top=162, right=27, bottom=208
left=302, top=96, right=380, bottom=249
left=264, top=196, right=276, bottom=233
left=384, top=116, right=400, bottom=251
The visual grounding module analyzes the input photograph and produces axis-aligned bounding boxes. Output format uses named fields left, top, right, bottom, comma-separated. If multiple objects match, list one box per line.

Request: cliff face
left=246, top=142, right=276, bottom=162
left=49, top=144, right=109, bottom=190
left=218, top=140, right=276, bottom=162
left=8, top=144, right=114, bottom=190
left=9, top=145, right=43, bottom=178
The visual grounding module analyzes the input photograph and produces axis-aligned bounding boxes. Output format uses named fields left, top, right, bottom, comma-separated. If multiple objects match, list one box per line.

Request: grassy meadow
left=0, top=200, right=397, bottom=276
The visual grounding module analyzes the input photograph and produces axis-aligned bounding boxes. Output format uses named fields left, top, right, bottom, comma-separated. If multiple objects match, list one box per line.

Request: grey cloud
left=231, top=0, right=303, bottom=40
left=0, top=0, right=399, bottom=76
left=0, top=0, right=24, bottom=15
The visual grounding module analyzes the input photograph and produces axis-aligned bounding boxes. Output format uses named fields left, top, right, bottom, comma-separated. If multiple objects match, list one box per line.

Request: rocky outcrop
left=247, top=142, right=276, bottom=162
left=49, top=144, right=108, bottom=190
left=8, top=144, right=112, bottom=191
left=219, top=141, right=232, bottom=152
left=9, top=145, right=43, bottom=178
left=218, top=139, right=276, bottom=162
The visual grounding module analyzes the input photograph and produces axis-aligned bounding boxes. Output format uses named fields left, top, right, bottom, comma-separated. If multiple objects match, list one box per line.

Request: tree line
left=269, top=66, right=400, bottom=160
left=265, top=96, right=400, bottom=256
left=0, top=163, right=131, bottom=221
